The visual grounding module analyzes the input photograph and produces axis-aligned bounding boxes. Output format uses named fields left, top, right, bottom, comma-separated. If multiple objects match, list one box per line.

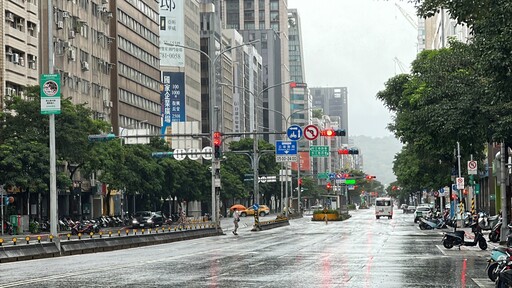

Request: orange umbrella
left=230, top=204, right=246, bottom=211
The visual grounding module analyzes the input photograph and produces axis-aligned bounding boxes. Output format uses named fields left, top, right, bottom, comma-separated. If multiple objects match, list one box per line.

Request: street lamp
left=218, top=80, right=293, bottom=207
left=259, top=106, right=318, bottom=216
left=164, top=40, right=260, bottom=230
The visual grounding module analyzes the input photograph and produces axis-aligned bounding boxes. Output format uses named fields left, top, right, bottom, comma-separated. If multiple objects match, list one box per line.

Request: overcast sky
left=288, top=0, right=419, bottom=138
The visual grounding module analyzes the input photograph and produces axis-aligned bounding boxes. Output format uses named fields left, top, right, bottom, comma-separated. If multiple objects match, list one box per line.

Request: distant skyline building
left=310, top=87, right=348, bottom=144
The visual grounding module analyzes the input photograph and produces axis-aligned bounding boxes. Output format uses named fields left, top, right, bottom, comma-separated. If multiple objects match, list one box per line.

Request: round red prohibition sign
left=304, top=125, right=319, bottom=141
left=468, top=161, right=477, bottom=170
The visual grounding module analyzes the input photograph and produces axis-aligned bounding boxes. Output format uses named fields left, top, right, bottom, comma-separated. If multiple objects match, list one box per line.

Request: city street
left=1, top=208, right=497, bottom=288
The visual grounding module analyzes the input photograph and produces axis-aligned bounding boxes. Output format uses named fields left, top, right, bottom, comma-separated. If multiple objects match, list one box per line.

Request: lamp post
left=218, top=81, right=293, bottom=206
left=259, top=106, right=316, bottom=215
left=165, top=40, right=259, bottom=230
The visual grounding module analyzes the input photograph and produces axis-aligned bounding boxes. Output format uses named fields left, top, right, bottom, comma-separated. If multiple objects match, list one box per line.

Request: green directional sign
left=317, top=172, right=329, bottom=179
left=345, top=179, right=356, bottom=185
left=310, top=145, right=329, bottom=157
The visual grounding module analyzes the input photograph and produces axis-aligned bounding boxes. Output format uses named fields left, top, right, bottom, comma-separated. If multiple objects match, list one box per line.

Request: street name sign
left=275, top=140, right=298, bottom=162
left=310, top=145, right=329, bottom=157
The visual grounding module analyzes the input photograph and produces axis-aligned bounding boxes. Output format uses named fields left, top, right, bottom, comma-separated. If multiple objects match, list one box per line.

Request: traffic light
left=326, top=182, right=332, bottom=190
left=213, top=132, right=222, bottom=159
left=365, top=175, right=376, bottom=180
left=469, top=175, right=475, bottom=186
left=320, top=129, right=335, bottom=137
left=321, top=129, right=346, bottom=137
left=298, top=178, right=303, bottom=186
left=334, top=129, right=346, bottom=136
left=88, top=133, right=116, bottom=142
left=338, top=148, right=359, bottom=155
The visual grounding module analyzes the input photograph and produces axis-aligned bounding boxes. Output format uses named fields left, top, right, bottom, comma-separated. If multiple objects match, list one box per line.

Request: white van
left=375, top=197, right=393, bottom=219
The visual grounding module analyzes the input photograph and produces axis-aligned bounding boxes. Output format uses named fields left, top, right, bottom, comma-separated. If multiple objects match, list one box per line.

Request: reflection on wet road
left=0, top=208, right=496, bottom=287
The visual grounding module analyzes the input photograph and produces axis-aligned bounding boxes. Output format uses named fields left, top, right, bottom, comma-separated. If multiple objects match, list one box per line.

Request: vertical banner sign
left=40, top=74, right=61, bottom=114
left=159, top=0, right=184, bottom=67
left=161, top=72, right=186, bottom=136
left=233, top=92, right=240, bottom=134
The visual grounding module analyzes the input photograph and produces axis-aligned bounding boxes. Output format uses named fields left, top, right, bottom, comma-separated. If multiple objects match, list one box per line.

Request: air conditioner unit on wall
left=69, top=30, right=75, bottom=39
left=6, top=12, right=14, bottom=22
left=81, top=61, right=89, bottom=71
left=68, top=50, right=76, bottom=61
left=63, top=11, right=70, bottom=18
left=57, top=21, right=64, bottom=29
left=12, top=53, right=19, bottom=64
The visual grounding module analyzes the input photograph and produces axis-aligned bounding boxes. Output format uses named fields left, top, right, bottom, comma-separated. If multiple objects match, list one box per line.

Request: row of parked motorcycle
left=418, top=210, right=512, bottom=287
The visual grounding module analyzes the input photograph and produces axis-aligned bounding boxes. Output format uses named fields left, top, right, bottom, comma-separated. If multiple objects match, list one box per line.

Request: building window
left=270, top=0, right=279, bottom=10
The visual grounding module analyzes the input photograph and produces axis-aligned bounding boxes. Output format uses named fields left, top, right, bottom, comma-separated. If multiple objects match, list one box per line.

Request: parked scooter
left=2, top=220, right=13, bottom=235
left=489, top=218, right=511, bottom=243
left=442, top=222, right=487, bottom=250
left=494, top=262, right=512, bottom=288
left=486, top=247, right=512, bottom=282
left=419, top=217, right=447, bottom=230
left=480, top=212, right=501, bottom=231
left=71, top=221, right=96, bottom=235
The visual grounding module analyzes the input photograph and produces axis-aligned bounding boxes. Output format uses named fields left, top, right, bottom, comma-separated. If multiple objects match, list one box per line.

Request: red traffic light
left=298, top=178, right=303, bottom=186
left=320, top=129, right=335, bottom=137
left=365, top=175, right=376, bottom=180
left=326, top=183, right=332, bottom=190
left=213, top=132, right=221, bottom=146
left=338, top=149, right=349, bottom=155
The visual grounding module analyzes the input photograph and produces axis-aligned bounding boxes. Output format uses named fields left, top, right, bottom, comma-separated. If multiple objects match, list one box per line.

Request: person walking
left=232, top=209, right=240, bottom=235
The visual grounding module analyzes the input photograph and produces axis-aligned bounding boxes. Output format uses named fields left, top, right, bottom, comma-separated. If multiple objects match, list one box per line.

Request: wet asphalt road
left=0, top=208, right=498, bottom=288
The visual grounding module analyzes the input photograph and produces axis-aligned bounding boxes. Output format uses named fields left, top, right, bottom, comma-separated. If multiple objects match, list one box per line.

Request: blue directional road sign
left=287, top=125, right=303, bottom=141
left=275, top=140, right=298, bottom=162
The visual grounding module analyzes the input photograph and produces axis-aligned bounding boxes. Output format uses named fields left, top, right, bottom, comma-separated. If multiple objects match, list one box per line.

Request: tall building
left=222, top=29, right=263, bottom=138
left=310, top=87, right=348, bottom=145
left=240, top=29, right=284, bottom=143
left=39, top=1, right=161, bottom=136
left=423, top=9, right=471, bottom=50
left=109, top=1, right=161, bottom=135
left=2, top=0, right=40, bottom=108
left=287, top=9, right=304, bottom=83
left=221, top=0, right=290, bottom=143
left=159, top=0, right=202, bottom=141
left=39, top=1, right=113, bottom=120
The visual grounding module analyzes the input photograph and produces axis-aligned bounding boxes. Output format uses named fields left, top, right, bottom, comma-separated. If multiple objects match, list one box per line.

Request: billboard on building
left=292, top=152, right=311, bottom=171
left=159, top=0, right=185, bottom=67
left=161, top=72, right=186, bottom=137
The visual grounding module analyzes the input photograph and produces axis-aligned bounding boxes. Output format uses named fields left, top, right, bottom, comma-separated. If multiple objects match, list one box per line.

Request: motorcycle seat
left=446, top=230, right=466, bottom=239
left=489, top=215, right=499, bottom=221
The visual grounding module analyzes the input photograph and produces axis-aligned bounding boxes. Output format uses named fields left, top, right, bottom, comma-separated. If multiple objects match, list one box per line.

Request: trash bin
left=9, top=215, right=20, bottom=235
